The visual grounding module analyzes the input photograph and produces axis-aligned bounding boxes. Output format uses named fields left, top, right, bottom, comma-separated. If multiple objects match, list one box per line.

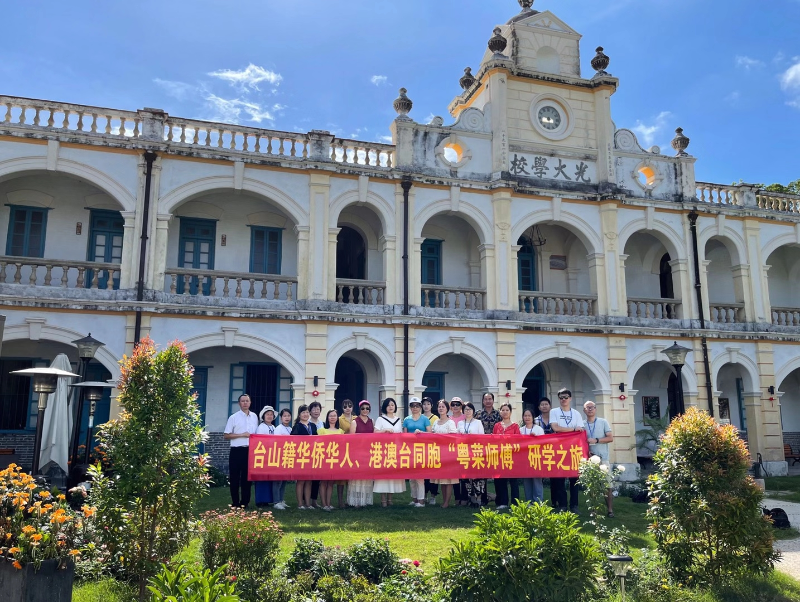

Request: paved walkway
left=764, top=497, right=800, bottom=581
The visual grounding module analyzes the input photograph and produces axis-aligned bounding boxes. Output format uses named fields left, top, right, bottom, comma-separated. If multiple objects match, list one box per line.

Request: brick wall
left=206, top=432, right=229, bottom=474
left=783, top=432, right=800, bottom=452
left=0, top=433, right=35, bottom=472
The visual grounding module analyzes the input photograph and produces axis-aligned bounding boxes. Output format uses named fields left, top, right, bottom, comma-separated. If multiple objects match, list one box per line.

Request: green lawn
left=766, top=476, right=800, bottom=503
left=74, top=482, right=798, bottom=601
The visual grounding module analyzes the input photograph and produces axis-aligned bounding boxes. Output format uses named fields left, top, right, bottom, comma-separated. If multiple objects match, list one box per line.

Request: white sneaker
left=414, top=502, right=425, bottom=508
left=496, top=505, right=509, bottom=510
left=274, top=502, right=286, bottom=510
left=428, top=497, right=436, bottom=505
left=307, top=505, right=316, bottom=510
left=409, top=501, right=417, bottom=506
left=298, top=505, right=306, bottom=510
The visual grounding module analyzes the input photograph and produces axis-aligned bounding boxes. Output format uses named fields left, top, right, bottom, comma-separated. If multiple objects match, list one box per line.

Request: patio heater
left=70, top=381, right=116, bottom=464
left=11, top=366, right=80, bottom=475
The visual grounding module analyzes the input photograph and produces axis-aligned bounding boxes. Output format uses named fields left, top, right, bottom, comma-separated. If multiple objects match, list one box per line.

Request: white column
left=119, top=211, right=137, bottom=290
left=149, top=214, right=172, bottom=291
left=327, top=227, right=340, bottom=301
left=295, top=225, right=311, bottom=300
left=380, top=235, right=397, bottom=305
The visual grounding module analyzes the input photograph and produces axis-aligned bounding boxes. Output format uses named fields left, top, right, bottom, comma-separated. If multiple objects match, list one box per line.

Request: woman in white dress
left=347, top=400, right=375, bottom=507
left=458, top=402, right=486, bottom=507
left=373, top=398, right=405, bottom=507
left=431, top=399, right=459, bottom=508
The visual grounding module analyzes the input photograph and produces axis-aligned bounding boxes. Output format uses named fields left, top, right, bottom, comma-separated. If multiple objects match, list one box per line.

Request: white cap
left=408, top=396, right=422, bottom=406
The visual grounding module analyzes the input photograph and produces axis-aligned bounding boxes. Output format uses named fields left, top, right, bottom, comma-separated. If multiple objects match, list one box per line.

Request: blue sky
left=3, top=0, right=799, bottom=186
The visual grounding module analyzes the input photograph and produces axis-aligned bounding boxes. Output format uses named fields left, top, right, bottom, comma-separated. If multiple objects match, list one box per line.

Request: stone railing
left=695, top=182, right=741, bottom=206
left=627, top=297, right=680, bottom=319
left=772, top=307, right=800, bottom=327
left=0, top=96, right=394, bottom=169
left=710, top=302, right=745, bottom=324
left=421, top=285, right=484, bottom=310
left=335, top=279, right=386, bottom=305
left=518, top=292, right=597, bottom=317
left=1, top=97, right=141, bottom=138
left=166, top=268, right=297, bottom=301
left=0, top=256, right=119, bottom=290
left=757, top=190, right=800, bottom=214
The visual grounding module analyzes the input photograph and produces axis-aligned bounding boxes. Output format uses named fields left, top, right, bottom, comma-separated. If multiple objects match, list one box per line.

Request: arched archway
left=335, top=201, right=388, bottom=304
left=766, top=245, right=800, bottom=325
left=624, top=231, right=682, bottom=319
left=778, top=366, right=800, bottom=446
left=336, top=226, right=366, bottom=281
left=704, top=236, right=746, bottom=324
left=332, top=349, right=386, bottom=417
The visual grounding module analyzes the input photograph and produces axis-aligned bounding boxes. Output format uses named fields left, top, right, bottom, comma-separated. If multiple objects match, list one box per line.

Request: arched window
left=659, top=253, right=674, bottom=300
left=517, top=236, right=538, bottom=293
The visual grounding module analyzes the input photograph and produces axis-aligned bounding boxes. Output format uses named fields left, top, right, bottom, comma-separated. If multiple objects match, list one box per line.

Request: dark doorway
left=244, top=364, right=279, bottom=417
left=75, top=361, right=112, bottom=453
left=659, top=253, right=674, bottom=299
left=667, top=372, right=679, bottom=420
left=334, top=357, right=365, bottom=413
left=522, top=364, right=546, bottom=416
left=336, top=226, right=366, bottom=280
left=422, top=372, right=445, bottom=403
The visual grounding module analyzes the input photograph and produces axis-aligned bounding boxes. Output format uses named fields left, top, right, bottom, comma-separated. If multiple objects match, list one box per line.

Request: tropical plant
left=0, top=463, right=88, bottom=570
left=647, top=407, right=779, bottom=585
left=88, top=338, right=210, bottom=600
left=438, top=502, right=601, bottom=601
left=633, top=415, right=670, bottom=456
left=200, top=508, right=283, bottom=600
left=147, top=562, right=239, bottom=602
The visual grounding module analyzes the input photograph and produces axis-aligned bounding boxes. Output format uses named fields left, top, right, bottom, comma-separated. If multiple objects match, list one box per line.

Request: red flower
left=413, top=560, right=420, bottom=567
left=401, top=570, right=408, bottom=575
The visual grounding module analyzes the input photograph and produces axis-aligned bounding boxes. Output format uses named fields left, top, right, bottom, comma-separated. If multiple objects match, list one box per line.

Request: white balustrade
left=517, top=292, right=597, bottom=317
left=772, top=307, right=800, bottom=327
left=0, top=256, right=119, bottom=290
left=627, top=297, right=680, bottom=319
left=336, top=279, right=386, bottom=305
left=420, top=285, right=484, bottom=310
left=0, top=96, right=141, bottom=138
left=757, top=191, right=800, bottom=214
left=695, top=182, right=740, bottom=205
left=329, top=139, right=394, bottom=168
left=166, top=268, right=297, bottom=301
left=710, top=302, right=745, bottom=324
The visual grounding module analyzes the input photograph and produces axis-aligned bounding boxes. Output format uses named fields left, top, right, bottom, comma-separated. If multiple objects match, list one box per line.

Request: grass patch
left=765, top=476, right=800, bottom=503
left=73, top=578, right=136, bottom=602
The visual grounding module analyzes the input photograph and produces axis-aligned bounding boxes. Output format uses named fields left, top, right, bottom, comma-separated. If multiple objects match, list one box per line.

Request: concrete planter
left=0, top=559, right=74, bottom=602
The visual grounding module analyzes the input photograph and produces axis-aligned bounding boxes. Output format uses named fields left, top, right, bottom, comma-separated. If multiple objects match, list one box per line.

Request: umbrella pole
left=69, top=357, right=90, bottom=471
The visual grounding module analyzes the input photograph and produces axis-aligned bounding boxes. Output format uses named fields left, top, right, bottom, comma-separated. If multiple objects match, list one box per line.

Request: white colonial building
left=1, top=0, right=799, bottom=476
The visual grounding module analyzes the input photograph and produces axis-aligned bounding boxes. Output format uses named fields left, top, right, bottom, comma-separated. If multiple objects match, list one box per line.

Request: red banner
left=248, top=432, right=588, bottom=480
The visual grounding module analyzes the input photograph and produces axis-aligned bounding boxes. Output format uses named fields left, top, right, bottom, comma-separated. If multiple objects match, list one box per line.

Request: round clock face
left=537, top=106, right=562, bottom=130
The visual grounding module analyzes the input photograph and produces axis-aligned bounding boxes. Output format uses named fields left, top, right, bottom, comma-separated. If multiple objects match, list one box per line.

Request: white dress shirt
left=224, top=410, right=259, bottom=447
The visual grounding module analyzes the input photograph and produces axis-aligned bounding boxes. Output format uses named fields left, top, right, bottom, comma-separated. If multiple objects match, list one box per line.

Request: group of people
left=223, top=388, right=615, bottom=515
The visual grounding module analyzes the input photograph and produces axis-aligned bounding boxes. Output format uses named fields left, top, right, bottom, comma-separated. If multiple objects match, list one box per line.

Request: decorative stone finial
left=393, top=88, right=413, bottom=118
left=518, top=0, right=535, bottom=9
left=591, top=47, right=610, bottom=76
left=459, top=67, right=476, bottom=90
left=671, top=128, right=690, bottom=156
left=488, top=27, right=507, bottom=55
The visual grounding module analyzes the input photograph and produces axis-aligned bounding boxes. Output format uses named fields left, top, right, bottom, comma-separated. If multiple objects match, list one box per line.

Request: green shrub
left=253, top=573, right=315, bottom=602
left=647, top=407, right=778, bottom=586
left=207, top=464, right=229, bottom=488
left=89, top=338, right=210, bottom=600
left=316, top=575, right=375, bottom=602
left=285, top=538, right=326, bottom=577
left=200, top=508, right=283, bottom=600
left=378, top=570, right=442, bottom=602
left=147, top=562, right=239, bottom=602
left=347, top=538, right=401, bottom=584
left=438, top=502, right=601, bottom=601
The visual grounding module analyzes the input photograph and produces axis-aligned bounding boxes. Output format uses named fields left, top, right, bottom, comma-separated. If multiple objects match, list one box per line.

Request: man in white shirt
left=223, top=394, right=259, bottom=508
left=584, top=400, right=615, bottom=517
left=550, top=388, right=585, bottom=514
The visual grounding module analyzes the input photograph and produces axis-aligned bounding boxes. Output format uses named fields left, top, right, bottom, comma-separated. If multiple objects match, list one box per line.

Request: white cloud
left=632, top=111, right=672, bottom=147
left=204, top=94, right=275, bottom=124
left=208, top=64, right=282, bottom=92
left=781, top=60, right=800, bottom=109
left=153, top=78, right=200, bottom=101
left=379, top=135, right=393, bottom=143
left=735, top=55, right=764, bottom=71
left=773, top=51, right=786, bottom=64
left=370, top=75, right=388, bottom=86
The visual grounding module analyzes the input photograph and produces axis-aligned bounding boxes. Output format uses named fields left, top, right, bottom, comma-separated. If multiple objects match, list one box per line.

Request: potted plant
left=0, top=463, right=91, bottom=601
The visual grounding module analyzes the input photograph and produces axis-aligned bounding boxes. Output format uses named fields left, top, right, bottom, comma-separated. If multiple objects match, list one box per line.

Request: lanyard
left=587, top=420, right=597, bottom=440
left=465, top=419, right=474, bottom=433
left=560, top=409, right=573, bottom=426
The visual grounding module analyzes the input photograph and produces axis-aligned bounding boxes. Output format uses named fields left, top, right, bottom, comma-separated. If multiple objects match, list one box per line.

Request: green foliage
left=378, top=570, right=443, bottom=602
left=647, top=407, right=779, bottom=586
left=89, top=338, right=210, bottom=600
left=147, top=562, right=239, bottom=602
left=763, top=179, right=800, bottom=195
left=200, top=508, right=282, bottom=600
left=634, top=415, right=670, bottom=455
left=285, top=537, right=326, bottom=577
left=206, top=465, right=229, bottom=489
left=347, top=537, right=401, bottom=584
left=251, top=573, right=315, bottom=602
left=437, top=502, right=602, bottom=601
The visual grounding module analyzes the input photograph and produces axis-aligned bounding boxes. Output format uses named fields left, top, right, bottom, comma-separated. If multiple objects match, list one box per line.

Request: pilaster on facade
left=492, top=192, right=514, bottom=311
left=598, top=202, right=620, bottom=316
left=496, top=331, right=517, bottom=418
left=668, top=258, right=693, bottom=320
left=119, top=211, right=138, bottom=290
left=308, top=174, right=331, bottom=300
left=743, top=219, right=770, bottom=322
left=150, top=213, right=172, bottom=291
left=304, top=323, right=329, bottom=409
left=379, top=234, right=397, bottom=305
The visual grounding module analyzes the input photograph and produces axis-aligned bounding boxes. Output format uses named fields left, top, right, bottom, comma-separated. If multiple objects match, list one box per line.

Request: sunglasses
left=360, top=406, right=371, bottom=411
left=558, top=395, right=570, bottom=400
left=451, top=402, right=462, bottom=407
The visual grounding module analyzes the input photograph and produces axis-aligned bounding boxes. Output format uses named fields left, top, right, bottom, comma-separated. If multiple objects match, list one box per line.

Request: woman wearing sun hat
left=403, top=396, right=431, bottom=507
left=347, top=400, right=375, bottom=507
left=254, top=405, right=276, bottom=507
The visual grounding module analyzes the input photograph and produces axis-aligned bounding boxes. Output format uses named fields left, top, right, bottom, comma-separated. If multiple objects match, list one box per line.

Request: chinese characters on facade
left=509, top=153, right=595, bottom=183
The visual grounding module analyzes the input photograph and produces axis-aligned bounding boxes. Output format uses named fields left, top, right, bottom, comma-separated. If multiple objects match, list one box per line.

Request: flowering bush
left=347, top=537, right=402, bottom=584
left=0, top=463, right=88, bottom=570
left=200, top=508, right=283, bottom=599
left=647, top=407, right=778, bottom=585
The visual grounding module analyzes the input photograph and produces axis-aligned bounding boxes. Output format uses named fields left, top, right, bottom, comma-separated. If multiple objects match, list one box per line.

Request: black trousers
left=424, top=479, right=439, bottom=497
left=454, top=479, right=469, bottom=501
left=494, top=478, right=520, bottom=507
left=311, top=480, right=320, bottom=501
left=229, top=447, right=251, bottom=507
left=550, top=477, right=580, bottom=510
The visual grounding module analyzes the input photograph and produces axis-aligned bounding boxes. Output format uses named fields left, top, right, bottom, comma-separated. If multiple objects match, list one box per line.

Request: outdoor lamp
left=607, top=554, right=634, bottom=600
left=72, top=333, right=104, bottom=360
left=71, top=381, right=115, bottom=464
left=69, top=334, right=106, bottom=473
left=11, top=366, right=80, bottom=475
left=661, top=341, right=690, bottom=367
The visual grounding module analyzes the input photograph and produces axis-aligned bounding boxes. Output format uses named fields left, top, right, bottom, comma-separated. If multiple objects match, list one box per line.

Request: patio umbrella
left=39, top=353, right=74, bottom=475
